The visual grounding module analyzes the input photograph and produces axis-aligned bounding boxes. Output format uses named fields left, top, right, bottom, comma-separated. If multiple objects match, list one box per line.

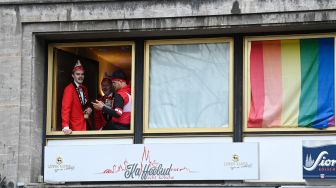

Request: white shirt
left=74, top=81, right=85, bottom=104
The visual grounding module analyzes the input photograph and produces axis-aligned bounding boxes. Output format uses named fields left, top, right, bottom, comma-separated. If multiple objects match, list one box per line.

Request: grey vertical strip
left=134, top=39, right=144, bottom=144
left=42, top=40, right=49, bottom=176
left=233, top=35, right=243, bottom=142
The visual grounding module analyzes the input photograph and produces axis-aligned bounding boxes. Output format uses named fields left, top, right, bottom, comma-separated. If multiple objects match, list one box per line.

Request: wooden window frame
left=244, top=34, right=336, bottom=132
left=143, top=38, right=234, bottom=133
left=46, top=41, right=135, bottom=136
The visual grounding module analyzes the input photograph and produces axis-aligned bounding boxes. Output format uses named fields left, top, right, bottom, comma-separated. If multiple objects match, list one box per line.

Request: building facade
left=1, top=0, right=336, bottom=187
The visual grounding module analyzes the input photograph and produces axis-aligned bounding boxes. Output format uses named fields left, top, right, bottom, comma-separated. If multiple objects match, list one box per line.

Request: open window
left=244, top=35, right=336, bottom=132
left=144, top=38, right=234, bottom=133
left=46, top=42, right=135, bottom=135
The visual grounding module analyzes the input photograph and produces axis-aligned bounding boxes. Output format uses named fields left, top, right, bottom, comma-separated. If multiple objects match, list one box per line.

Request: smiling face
left=112, top=80, right=120, bottom=91
left=112, top=80, right=125, bottom=91
left=72, top=70, right=85, bottom=84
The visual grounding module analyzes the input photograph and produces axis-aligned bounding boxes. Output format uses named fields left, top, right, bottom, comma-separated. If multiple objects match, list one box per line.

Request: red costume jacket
left=112, top=85, right=131, bottom=125
left=94, top=94, right=114, bottom=130
left=61, top=82, right=90, bottom=131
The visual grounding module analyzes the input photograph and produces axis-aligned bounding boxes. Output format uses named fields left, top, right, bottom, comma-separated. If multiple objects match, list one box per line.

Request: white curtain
left=149, top=43, right=230, bottom=128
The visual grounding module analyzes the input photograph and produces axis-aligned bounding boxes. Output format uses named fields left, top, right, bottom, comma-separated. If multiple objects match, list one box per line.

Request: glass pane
left=149, top=42, right=230, bottom=129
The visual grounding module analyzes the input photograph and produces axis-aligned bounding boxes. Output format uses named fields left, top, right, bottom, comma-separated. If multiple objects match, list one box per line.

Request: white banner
left=44, top=143, right=259, bottom=182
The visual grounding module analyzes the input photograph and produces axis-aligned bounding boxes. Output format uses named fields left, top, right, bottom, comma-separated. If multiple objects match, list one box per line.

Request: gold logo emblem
left=56, top=156, right=63, bottom=165
left=232, top=154, right=239, bottom=162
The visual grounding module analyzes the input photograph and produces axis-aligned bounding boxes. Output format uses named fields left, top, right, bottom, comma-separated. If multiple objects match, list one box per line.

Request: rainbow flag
left=248, top=38, right=335, bottom=129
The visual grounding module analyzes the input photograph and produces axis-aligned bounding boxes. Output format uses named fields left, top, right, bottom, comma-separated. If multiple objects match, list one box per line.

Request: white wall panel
left=244, top=135, right=336, bottom=182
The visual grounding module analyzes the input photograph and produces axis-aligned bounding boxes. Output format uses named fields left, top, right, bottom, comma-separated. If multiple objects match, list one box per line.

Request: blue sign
left=303, top=141, right=336, bottom=179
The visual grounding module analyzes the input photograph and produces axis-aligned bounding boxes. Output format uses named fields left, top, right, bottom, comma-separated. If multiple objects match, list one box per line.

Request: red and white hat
left=73, top=60, right=84, bottom=72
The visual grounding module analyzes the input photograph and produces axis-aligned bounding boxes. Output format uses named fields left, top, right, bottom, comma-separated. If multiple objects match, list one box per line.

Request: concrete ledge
left=0, top=0, right=114, bottom=5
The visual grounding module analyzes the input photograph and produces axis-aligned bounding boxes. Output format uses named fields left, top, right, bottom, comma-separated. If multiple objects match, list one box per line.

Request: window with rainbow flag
left=245, top=36, right=335, bottom=130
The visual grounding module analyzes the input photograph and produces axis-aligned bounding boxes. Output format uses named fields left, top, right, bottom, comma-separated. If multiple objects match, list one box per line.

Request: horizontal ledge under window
left=144, top=38, right=234, bottom=133
left=244, top=34, right=336, bottom=132
left=46, top=41, right=135, bottom=136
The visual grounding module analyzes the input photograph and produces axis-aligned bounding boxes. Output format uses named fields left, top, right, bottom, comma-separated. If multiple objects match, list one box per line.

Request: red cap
left=111, top=78, right=126, bottom=83
left=111, top=70, right=127, bottom=83
left=73, top=60, right=84, bottom=72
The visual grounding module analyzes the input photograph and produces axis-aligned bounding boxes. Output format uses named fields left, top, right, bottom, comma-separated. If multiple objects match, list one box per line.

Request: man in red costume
left=92, top=70, right=131, bottom=130
left=94, top=74, right=114, bottom=130
left=61, top=60, right=92, bottom=134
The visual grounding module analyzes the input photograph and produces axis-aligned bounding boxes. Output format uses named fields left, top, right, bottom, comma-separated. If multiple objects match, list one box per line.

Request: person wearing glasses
left=61, top=60, right=92, bottom=135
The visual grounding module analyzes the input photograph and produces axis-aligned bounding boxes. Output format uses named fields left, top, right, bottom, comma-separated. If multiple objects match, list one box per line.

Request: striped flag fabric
left=248, top=38, right=335, bottom=129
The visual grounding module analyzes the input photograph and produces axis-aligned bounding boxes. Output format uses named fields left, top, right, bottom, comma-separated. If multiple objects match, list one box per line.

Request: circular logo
left=232, top=154, right=239, bottom=162
left=56, top=156, right=63, bottom=165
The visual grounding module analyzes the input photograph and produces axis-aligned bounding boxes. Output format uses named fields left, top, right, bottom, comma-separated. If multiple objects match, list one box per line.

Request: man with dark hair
left=92, top=70, right=131, bottom=130
left=61, top=60, right=92, bottom=134
left=94, top=74, right=114, bottom=130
